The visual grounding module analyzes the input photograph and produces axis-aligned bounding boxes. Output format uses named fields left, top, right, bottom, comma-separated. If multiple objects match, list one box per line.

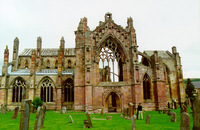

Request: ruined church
left=0, top=13, right=185, bottom=112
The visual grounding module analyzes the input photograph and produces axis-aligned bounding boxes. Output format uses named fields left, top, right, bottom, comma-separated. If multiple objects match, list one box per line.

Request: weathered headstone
left=171, top=112, right=177, bottom=122
left=69, top=115, right=74, bottom=123
left=128, top=103, right=134, bottom=119
left=106, top=116, right=112, bottom=120
left=34, top=107, right=42, bottom=130
left=1, top=105, right=6, bottom=114
left=61, top=106, right=66, bottom=114
left=101, top=108, right=103, bottom=117
left=180, top=112, right=190, bottom=130
left=123, top=107, right=127, bottom=118
left=19, top=99, right=32, bottom=130
left=40, top=106, right=46, bottom=129
left=168, top=109, right=172, bottom=116
left=146, top=114, right=150, bottom=124
left=192, top=96, right=200, bottom=130
left=85, top=112, right=93, bottom=128
left=132, top=115, right=136, bottom=130
left=12, top=107, right=19, bottom=120
left=83, top=120, right=89, bottom=128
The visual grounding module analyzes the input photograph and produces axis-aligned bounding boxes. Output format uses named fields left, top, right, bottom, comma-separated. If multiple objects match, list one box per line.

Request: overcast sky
left=0, top=0, right=199, bottom=78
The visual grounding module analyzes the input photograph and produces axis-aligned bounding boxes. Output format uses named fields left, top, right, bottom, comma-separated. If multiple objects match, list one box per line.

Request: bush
left=32, top=97, right=43, bottom=109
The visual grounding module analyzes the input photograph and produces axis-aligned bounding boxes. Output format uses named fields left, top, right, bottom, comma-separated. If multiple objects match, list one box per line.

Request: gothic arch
left=11, top=77, right=27, bottom=102
left=143, top=73, right=151, bottom=100
left=38, top=76, right=55, bottom=102
left=97, top=34, right=128, bottom=61
left=62, top=78, right=74, bottom=102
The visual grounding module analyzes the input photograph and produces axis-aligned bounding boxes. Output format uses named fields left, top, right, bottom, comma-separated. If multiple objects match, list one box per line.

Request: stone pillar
left=12, top=37, right=19, bottom=72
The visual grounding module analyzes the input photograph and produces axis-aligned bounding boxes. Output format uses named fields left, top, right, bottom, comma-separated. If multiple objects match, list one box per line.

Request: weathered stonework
left=0, top=13, right=185, bottom=112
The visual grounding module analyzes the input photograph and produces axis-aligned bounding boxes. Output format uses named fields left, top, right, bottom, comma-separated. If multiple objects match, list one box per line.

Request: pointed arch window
left=55, top=60, right=58, bottom=69
left=40, top=78, right=53, bottom=102
left=63, top=78, right=74, bottom=102
left=143, top=74, right=151, bottom=100
left=99, top=39, right=123, bottom=82
left=12, top=78, right=26, bottom=102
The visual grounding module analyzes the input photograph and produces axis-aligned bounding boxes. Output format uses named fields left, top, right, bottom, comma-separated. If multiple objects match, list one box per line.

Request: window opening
left=40, top=78, right=53, bottom=102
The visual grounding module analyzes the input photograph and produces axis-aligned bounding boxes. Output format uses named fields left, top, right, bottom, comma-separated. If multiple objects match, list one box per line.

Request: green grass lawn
left=0, top=107, right=193, bottom=130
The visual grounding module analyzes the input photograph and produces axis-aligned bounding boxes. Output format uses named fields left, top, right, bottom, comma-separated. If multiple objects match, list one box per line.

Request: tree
left=185, top=78, right=195, bottom=99
left=32, top=97, right=43, bottom=109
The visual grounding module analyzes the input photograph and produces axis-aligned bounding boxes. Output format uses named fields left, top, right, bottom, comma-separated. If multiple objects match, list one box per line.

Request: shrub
left=32, top=97, right=43, bottom=109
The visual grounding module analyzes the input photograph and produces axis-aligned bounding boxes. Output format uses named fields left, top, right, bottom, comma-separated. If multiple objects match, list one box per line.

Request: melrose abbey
left=0, top=13, right=185, bottom=112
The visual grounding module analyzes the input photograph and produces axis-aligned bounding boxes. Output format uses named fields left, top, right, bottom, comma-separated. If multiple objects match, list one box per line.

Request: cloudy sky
left=0, top=0, right=199, bottom=78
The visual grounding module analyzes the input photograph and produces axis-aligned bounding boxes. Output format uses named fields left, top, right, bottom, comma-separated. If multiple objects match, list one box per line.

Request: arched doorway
left=105, top=92, right=120, bottom=112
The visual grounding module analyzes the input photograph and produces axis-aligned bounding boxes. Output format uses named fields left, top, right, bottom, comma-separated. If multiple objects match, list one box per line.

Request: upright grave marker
left=12, top=107, right=19, bottom=120
left=146, top=114, right=150, bottom=124
left=40, top=106, right=46, bottom=128
left=128, top=103, right=134, bottom=119
left=180, top=112, right=190, bottom=130
left=34, top=107, right=42, bottom=130
left=19, top=99, right=32, bottom=130
left=61, top=106, right=66, bottom=114
left=193, top=96, right=200, bottom=130
left=86, top=112, right=93, bottom=128
left=171, top=112, right=177, bottom=122
left=132, top=115, right=136, bottom=130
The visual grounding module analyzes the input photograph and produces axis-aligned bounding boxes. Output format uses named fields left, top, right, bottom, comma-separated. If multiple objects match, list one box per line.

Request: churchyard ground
left=0, top=107, right=193, bottom=130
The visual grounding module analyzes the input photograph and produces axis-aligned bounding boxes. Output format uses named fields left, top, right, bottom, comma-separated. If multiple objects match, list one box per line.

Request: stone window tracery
left=143, top=74, right=151, bottom=100
left=63, top=78, right=74, bottom=102
left=99, top=39, right=123, bottom=82
left=12, top=78, right=26, bottom=102
left=40, top=78, right=53, bottom=102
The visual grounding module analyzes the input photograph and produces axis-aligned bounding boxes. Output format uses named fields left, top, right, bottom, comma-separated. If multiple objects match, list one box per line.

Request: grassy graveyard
left=0, top=107, right=193, bottom=130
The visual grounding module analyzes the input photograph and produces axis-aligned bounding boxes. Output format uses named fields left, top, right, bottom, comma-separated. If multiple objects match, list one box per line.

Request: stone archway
left=105, top=92, right=120, bottom=112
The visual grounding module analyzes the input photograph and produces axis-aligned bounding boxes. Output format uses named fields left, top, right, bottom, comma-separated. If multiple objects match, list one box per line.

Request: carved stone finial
left=105, top=12, right=112, bottom=21
left=61, top=36, right=64, bottom=41
left=14, top=37, right=19, bottom=42
left=37, top=37, right=42, bottom=42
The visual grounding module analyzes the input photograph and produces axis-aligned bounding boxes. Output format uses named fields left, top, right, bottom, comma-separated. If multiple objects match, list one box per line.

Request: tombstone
left=1, top=105, right=6, bottom=114
left=83, top=120, right=89, bottom=128
left=128, top=103, right=134, bottom=119
left=61, top=106, right=66, bottom=114
left=101, top=108, right=103, bottom=117
left=171, top=112, right=177, bottom=122
left=180, top=112, right=190, bottom=130
left=12, top=107, right=19, bottom=120
left=146, top=114, right=150, bottom=124
left=85, top=106, right=88, bottom=113
left=174, top=100, right=177, bottom=109
left=34, top=107, right=42, bottom=130
left=40, top=106, right=46, bottom=129
left=132, top=115, right=136, bottom=130
left=85, top=112, right=93, bottom=128
left=123, top=107, right=127, bottom=118
left=19, top=99, right=32, bottom=130
left=106, top=116, right=112, bottom=120
left=69, top=115, right=74, bottom=123
left=167, top=109, right=172, bottom=116
left=192, top=96, right=200, bottom=130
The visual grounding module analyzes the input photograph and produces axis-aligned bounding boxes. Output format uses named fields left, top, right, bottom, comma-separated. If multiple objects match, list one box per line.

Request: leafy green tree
left=32, top=97, right=43, bottom=109
left=185, top=78, right=195, bottom=99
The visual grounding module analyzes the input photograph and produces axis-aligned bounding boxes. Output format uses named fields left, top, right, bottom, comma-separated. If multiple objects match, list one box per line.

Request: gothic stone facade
left=0, top=13, right=185, bottom=112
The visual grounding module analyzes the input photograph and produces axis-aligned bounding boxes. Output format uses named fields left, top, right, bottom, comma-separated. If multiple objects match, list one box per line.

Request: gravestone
left=19, top=99, right=32, bottom=130
left=171, top=112, right=177, bottom=122
left=61, top=106, right=66, bottom=114
left=180, top=112, right=190, bottom=130
left=12, top=107, right=19, bottom=120
left=83, top=120, right=89, bottom=128
left=85, top=112, right=93, bottom=128
left=192, top=96, right=200, bottom=130
left=34, top=107, right=42, bottom=130
left=168, top=109, right=172, bottom=116
left=128, top=103, right=134, bottom=119
left=69, top=115, right=74, bottom=123
left=132, top=115, right=136, bottom=130
left=106, top=116, right=112, bottom=120
left=123, top=107, right=127, bottom=118
left=1, top=105, right=6, bottom=114
left=40, top=106, right=46, bottom=128
left=146, top=114, right=150, bottom=124
left=101, top=108, right=103, bottom=117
